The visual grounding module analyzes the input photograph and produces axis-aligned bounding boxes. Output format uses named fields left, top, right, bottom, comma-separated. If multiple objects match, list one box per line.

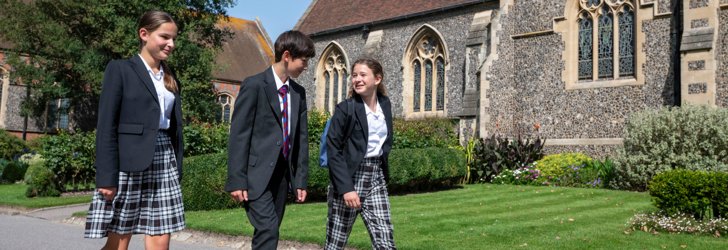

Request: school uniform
left=85, top=54, right=185, bottom=238
left=225, top=67, right=309, bottom=249
left=325, top=94, right=396, bottom=250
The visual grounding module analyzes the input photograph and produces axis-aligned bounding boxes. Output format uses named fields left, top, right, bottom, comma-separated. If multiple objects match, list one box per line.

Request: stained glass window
left=333, top=70, right=339, bottom=105
left=58, top=99, right=70, bottom=129
left=619, top=7, right=635, bottom=77
left=341, top=70, right=348, bottom=101
left=413, top=60, right=421, bottom=112
left=436, top=57, right=445, bottom=111
left=324, top=72, right=330, bottom=112
left=587, top=0, right=600, bottom=8
left=318, top=44, right=349, bottom=112
left=598, top=5, right=613, bottom=79
left=425, top=60, right=433, bottom=111
left=578, top=13, right=593, bottom=80
left=579, top=1, right=635, bottom=81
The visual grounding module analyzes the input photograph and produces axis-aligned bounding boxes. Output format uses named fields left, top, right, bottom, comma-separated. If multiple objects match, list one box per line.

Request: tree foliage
left=0, top=0, right=235, bottom=128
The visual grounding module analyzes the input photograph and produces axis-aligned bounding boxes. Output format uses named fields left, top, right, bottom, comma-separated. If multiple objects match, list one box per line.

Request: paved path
left=0, top=203, right=325, bottom=250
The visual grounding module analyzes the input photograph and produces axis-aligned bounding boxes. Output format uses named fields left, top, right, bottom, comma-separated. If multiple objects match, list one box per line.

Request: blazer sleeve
left=326, top=102, right=355, bottom=195
left=225, top=77, right=258, bottom=192
left=293, top=91, right=309, bottom=190
left=95, top=60, right=123, bottom=188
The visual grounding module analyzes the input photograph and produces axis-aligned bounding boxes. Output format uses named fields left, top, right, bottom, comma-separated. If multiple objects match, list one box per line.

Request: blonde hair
left=347, top=57, right=387, bottom=98
left=137, top=10, right=178, bottom=93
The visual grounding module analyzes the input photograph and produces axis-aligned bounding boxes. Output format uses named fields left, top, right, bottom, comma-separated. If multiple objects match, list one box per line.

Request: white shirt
left=271, top=67, right=291, bottom=139
left=139, top=55, right=175, bottom=130
left=364, top=100, right=388, bottom=158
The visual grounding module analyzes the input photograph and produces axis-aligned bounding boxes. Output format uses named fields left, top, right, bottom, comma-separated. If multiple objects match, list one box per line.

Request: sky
left=227, top=0, right=313, bottom=41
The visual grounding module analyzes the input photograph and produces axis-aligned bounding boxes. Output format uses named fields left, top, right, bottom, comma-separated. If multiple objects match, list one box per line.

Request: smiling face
left=139, top=22, right=178, bottom=62
left=351, top=63, right=382, bottom=98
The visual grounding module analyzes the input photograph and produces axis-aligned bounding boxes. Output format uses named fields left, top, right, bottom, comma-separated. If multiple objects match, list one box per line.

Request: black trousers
left=245, top=155, right=290, bottom=250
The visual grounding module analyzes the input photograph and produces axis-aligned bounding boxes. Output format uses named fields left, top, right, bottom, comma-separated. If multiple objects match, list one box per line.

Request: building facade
left=294, top=0, right=725, bottom=157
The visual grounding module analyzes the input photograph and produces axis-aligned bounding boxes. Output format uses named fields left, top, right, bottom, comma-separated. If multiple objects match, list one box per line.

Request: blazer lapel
left=288, top=81, right=301, bottom=144
left=130, top=55, right=160, bottom=105
left=354, top=96, right=368, bottom=138
left=263, top=68, right=282, bottom=125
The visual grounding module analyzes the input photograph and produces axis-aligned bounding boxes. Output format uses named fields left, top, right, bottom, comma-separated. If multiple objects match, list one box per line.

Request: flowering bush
left=492, top=162, right=541, bottom=185
left=542, top=164, right=601, bottom=188
left=628, top=212, right=728, bottom=237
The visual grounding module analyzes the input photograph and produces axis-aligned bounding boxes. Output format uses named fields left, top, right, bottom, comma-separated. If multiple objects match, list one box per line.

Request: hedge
left=649, top=170, right=728, bottom=220
left=182, top=146, right=465, bottom=210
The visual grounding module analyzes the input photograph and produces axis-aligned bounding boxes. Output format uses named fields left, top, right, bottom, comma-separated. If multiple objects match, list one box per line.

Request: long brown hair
left=348, top=57, right=387, bottom=98
left=137, top=10, right=178, bottom=93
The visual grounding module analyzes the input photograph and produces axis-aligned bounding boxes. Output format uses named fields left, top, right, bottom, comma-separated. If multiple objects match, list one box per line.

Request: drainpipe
left=672, top=0, right=683, bottom=106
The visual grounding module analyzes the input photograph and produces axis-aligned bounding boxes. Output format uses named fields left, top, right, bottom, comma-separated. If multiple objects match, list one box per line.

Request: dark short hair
left=274, top=30, right=315, bottom=62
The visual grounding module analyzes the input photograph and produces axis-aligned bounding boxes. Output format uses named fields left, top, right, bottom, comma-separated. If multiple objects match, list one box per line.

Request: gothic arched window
left=316, top=43, right=349, bottom=113
left=405, top=26, right=448, bottom=117
left=578, top=0, right=635, bottom=81
left=218, top=94, right=233, bottom=123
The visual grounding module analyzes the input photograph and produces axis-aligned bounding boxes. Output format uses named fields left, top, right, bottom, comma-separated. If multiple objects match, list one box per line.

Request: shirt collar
left=138, top=54, right=164, bottom=79
left=364, top=99, right=382, bottom=115
left=271, top=66, right=289, bottom=90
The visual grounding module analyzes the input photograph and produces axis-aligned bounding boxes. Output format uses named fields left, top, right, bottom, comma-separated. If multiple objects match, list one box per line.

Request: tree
left=0, top=0, right=235, bottom=129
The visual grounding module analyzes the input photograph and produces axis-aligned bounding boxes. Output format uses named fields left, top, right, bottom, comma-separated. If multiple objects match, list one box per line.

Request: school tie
left=279, top=85, right=290, bottom=159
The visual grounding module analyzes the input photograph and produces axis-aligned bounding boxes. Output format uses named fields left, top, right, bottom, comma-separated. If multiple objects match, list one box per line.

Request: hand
left=231, top=190, right=248, bottom=202
left=342, top=191, right=361, bottom=209
left=295, top=189, right=307, bottom=203
left=97, top=187, right=117, bottom=201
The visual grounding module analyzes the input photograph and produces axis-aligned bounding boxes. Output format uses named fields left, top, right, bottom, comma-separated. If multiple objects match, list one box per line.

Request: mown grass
left=0, top=184, right=91, bottom=208
left=186, top=184, right=728, bottom=249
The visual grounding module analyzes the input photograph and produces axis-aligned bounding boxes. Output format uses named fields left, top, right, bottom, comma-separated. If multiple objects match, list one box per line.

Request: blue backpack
left=319, top=100, right=354, bottom=168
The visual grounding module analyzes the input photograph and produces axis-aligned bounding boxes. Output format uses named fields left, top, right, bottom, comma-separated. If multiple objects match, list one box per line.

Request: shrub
left=183, top=147, right=465, bottom=210
left=0, top=129, right=26, bottom=160
left=183, top=122, right=229, bottom=157
left=536, top=153, right=593, bottom=181
left=386, top=147, right=466, bottom=192
left=393, top=118, right=459, bottom=149
left=23, top=155, right=60, bottom=197
left=612, top=105, right=728, bottom=191
left=648, top=170, right=728, bottom=220
left=37, top=131, right=95, bottom=191
left=0, top=159, right=28, bottom=183
left=307, top=109, right=330, bottom=146
left=181, top=152, right=237, bottom=211
left=472, top=134, right=545, bottom=182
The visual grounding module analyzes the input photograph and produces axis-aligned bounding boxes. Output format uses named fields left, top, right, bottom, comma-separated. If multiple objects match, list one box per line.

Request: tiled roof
left=295, top=0, right=488, bottom=35
left=212, top=16, right=274, bottom=83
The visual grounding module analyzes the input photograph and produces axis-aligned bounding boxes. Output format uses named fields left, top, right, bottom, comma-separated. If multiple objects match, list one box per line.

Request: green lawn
left=0, top=184, right=91, bottom=208
left=186, top=184, right=727, bottom=249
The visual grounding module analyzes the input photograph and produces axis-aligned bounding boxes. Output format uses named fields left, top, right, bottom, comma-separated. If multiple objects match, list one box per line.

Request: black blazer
left=326, top=95, right=393, bottom=195
left=95, top=55, right=184, bottom=188
left=225, top=68, right=309, bottom=200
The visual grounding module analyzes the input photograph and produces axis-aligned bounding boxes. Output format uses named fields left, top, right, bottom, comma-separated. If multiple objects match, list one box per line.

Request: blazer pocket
left=118, top=123, right=144, bottom=135
left=248, top=155, right=258, bottom=167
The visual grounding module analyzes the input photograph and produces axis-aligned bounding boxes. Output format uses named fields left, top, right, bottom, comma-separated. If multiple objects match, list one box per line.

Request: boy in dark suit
left=226, top=30, right=315, bottom=249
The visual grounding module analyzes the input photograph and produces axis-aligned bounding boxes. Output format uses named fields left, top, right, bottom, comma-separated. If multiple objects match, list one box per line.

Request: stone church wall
left=298, top=4, right=495, bottom=118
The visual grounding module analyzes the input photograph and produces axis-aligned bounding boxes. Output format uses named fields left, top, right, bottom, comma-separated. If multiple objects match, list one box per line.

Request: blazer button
left=276, top=141, right=281, bottom=146
left=269, top=162, right=275, bottom=167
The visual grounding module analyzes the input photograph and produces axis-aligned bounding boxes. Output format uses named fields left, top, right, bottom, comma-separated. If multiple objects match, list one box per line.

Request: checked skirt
left=326, top=157, right=396, bottom=250
left=84, top=131, right=185, bottom=238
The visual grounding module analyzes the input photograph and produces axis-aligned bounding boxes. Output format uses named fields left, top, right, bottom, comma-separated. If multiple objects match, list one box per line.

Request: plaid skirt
left=84, top=131, right=185, bottom=238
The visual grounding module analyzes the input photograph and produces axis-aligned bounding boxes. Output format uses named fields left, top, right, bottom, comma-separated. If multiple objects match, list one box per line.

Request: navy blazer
left=326, top=95, right=393, bottom=195
left=95, top=55, right=184, bottom=188
left=225, top=68, right=309, bottom=200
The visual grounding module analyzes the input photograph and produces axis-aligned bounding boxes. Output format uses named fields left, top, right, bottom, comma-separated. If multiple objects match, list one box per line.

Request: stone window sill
left=567, top=77, right=640, bottom=90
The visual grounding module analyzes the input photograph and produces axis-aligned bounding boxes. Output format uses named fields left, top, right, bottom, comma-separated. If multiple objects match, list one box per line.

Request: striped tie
left=279, top=85, right=289, bottom=159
